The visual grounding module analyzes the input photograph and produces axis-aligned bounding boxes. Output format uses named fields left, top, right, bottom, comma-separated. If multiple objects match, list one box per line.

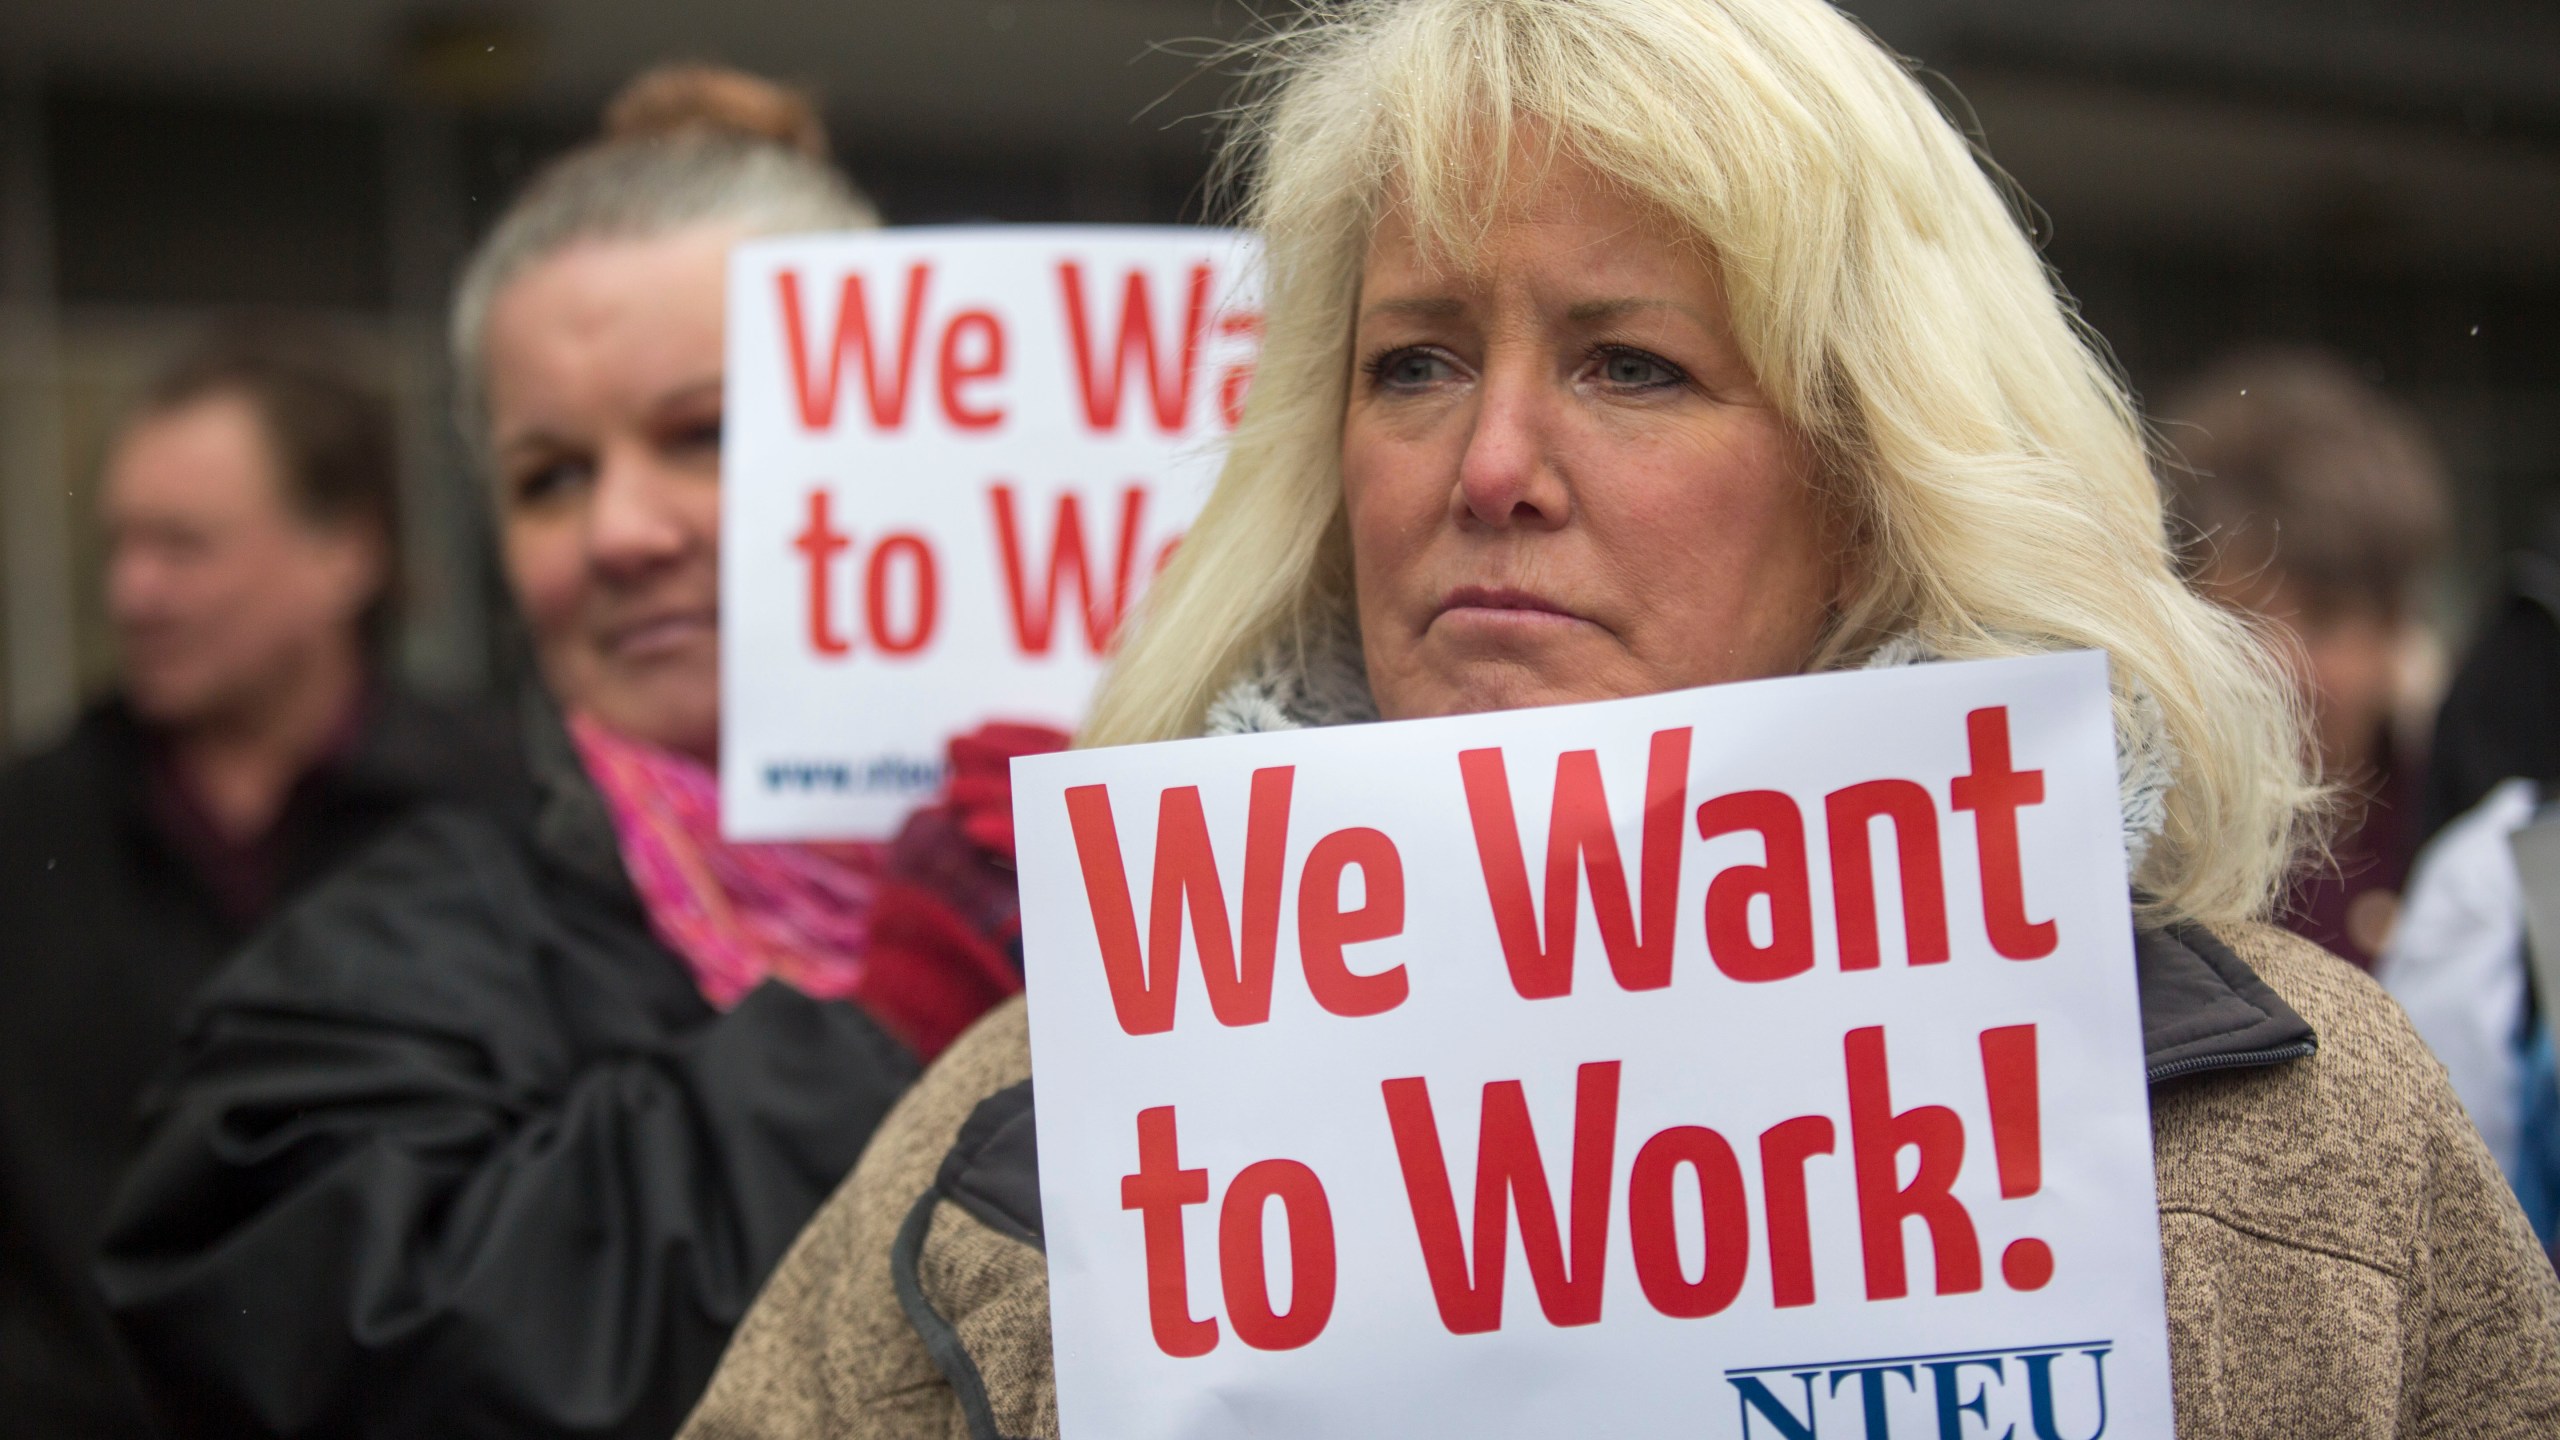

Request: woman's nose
left=1452, top=365, right=1570, bottom=530
left=585, top=452, right=692, bottom=577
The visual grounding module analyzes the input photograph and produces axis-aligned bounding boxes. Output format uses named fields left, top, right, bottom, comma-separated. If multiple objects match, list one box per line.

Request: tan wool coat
left=680, top=922, right=2560, bottom=1439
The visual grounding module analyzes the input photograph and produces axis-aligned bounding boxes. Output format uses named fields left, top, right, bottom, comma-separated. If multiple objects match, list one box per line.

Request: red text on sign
left=791, top=490, right=940, bottom=658
left=1122, top=1106, right=1218, bottom=1357
left=1053, top=260, right=1258, bottom=434
left=1461, top=728, right=1692, bottom=998
left=1121, top=1106, right=1339, bottom=1357
left=795, top=481, right=1181, bottom=662
left=1064, top=767, right=1411, bottom=1035
left=990, top=483, right=1152, bottom=656
left=1459, top=707, right=2052, bottom=997
left=1059, top=261, right=1210, bottom=433
left=1382, top=1062, right=1622, bottom=1333
left=777, top=264, right=1023, bottom=432
left=1372, top=1024, right=2048, bottom=1335
left=1952, top=707, right=2060, bottom=959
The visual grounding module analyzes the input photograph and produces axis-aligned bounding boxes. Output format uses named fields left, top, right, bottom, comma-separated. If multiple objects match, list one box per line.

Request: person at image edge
left=0, top=322, right=525, bottom=1438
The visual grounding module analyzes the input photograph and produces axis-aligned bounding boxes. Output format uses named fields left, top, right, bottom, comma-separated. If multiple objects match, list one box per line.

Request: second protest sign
left=722, top=225, right=1260, bottom=839
left=1014, top=651, right=2170, bottom=1438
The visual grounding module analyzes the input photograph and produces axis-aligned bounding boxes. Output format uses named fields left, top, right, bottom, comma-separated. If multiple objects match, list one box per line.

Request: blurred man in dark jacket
left=0, top=321, right=523, bottom=1438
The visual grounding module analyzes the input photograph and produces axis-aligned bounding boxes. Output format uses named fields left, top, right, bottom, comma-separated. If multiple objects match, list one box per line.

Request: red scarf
left=569, top=713, right=882, bottom=1009
left=571, top=714, right=1064, bottom=1060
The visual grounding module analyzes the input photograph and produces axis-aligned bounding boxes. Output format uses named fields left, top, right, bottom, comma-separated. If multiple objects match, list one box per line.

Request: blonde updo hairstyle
left=1083, top=0, right=2317, bottom=928
left=449, top=64, right=879, bottom=444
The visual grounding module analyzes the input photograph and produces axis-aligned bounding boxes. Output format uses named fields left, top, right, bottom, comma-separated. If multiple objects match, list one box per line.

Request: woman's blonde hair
left=1085, top=0, right=2316, bottom=927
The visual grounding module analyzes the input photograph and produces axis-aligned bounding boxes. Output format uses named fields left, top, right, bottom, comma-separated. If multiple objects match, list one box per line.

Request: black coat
left=0, top=690, right=524, bottom=1440
left=2423, top=541, right=2560, bottom=840
left=94, top=708, right=921, bottom=1439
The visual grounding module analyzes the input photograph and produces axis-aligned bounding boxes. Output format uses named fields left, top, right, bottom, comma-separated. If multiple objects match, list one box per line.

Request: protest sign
left=721, top=226, right=1260, bottom=838
left=1015, top=651, right=2169, bottom=1438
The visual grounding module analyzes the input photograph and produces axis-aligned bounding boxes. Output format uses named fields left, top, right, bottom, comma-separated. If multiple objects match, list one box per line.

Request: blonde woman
left=682, top=2, right=2560, bottom=1436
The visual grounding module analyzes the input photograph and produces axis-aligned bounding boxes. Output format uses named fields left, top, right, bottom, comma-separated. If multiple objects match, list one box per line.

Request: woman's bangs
left=1351, top=11, right=1739, bottom=278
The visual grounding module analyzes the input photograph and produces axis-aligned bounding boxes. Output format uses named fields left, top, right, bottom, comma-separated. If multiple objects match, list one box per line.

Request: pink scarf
left=569, top=713, right=883, bottom=1010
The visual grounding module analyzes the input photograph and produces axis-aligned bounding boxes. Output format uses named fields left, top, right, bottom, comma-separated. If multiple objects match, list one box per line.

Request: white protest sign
left=721, top=226, right=1261, bottom=838
left=1015, top=651, right=2170, bottom=1439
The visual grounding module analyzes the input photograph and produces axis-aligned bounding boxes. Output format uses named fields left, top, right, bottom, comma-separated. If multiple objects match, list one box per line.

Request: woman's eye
left=511, top=459, right=591, bottom=506
left=669, top=417, right=724, bottom=454
left=1596, top=348, right=1685, bottom=389
left=1369, top=347, right=1457, bottom=391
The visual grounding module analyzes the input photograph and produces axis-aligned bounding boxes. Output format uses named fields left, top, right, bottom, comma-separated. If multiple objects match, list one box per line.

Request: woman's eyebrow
left=496, top=429, right=571, bottom=464
left=1564, top=297, right=1694, bottom=324
left=1359, top=296, right=1466, bottom=323
left=652, top=376, right=725, bottom=411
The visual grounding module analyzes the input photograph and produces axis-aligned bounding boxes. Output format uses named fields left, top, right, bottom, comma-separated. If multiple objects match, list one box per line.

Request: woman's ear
left=1813, top=452, right=1868, bottom=618
left=1827, top=531, right=1867, bottom=618
left=1798, top=452, right=1879, bottom=671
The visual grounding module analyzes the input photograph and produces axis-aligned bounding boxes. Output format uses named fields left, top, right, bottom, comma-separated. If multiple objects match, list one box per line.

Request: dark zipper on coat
left=2145, top=1039, right=2317, bottom=1087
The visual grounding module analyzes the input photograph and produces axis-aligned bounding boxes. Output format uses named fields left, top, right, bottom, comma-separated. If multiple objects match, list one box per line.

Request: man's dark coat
left=0, top=690, right=524, bottom=1437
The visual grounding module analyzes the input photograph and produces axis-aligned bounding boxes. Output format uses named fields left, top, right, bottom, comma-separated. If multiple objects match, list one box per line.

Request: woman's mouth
left=604, top=609, right=716, bottom=660
left=1434, top=585, right=1587, bottom=626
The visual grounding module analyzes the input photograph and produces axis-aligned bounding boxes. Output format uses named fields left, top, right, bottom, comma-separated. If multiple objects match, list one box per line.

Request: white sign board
left=1015, top=652, right=2170, bottom=1439
left=722, top=226, right=1261, bottom=838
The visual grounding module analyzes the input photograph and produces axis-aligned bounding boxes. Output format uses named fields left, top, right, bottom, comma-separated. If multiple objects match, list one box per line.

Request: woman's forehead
left=1366, top=153, right=1703, bottom=279
left=1361, top=165, right=1719, bottom=309
left=491, top=230, right=727, bottom=343
left=484, top=228, right=732, bottom=422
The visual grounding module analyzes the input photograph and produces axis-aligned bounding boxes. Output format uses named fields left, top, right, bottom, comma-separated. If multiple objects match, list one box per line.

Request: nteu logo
left=1727, top=1341, right=2110, bottom=1439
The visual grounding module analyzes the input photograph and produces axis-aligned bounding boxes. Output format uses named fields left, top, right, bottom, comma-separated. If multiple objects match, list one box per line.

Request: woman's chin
left=582, top=685, right=720, bottom=763
left=1379, top=654, right=1650, bottom=720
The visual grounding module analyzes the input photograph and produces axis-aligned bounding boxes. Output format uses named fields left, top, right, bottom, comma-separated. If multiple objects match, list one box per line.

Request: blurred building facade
left=2, top=0, right=2557, bottom=755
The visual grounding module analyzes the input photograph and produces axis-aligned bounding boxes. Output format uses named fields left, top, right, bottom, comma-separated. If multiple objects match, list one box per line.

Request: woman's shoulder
left=2213, top=918, right=2461, bottom=1136
left=2158, top=921, right=2560, bottom=1435
left=682, top=995, right=1040, bottom=1440
left=2157, top=919, right=2485, bottom=1270
left=838, top=992, right=1033, bottom=1222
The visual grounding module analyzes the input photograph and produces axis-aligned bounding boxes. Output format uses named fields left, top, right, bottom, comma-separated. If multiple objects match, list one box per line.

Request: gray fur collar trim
left=1203, top=633, right=2173, bottom=873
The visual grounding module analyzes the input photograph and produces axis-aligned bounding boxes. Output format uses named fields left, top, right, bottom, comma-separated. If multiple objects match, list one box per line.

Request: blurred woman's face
left=1341, top=163, right=1842, bottom=721
left=484, top=224, right=738, bottom=762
